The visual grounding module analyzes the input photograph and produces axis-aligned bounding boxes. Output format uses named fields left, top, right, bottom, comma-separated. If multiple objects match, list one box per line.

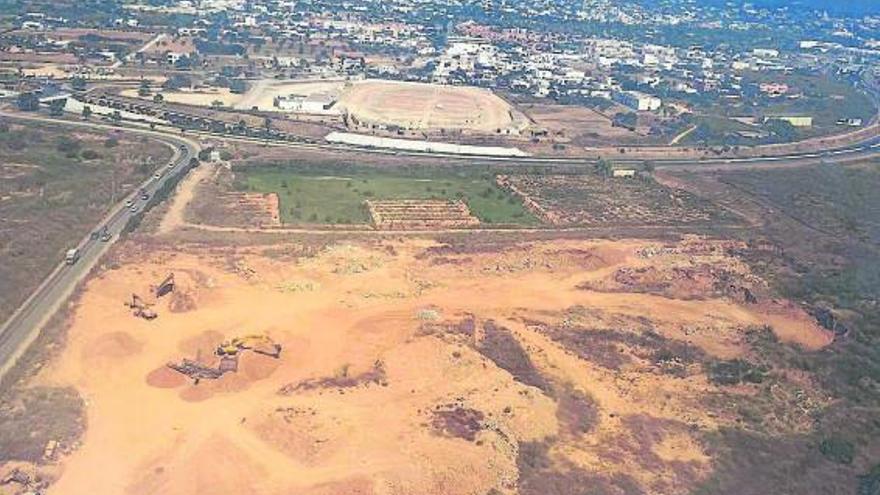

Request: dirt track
left=33, top=237, right=831, bottom=495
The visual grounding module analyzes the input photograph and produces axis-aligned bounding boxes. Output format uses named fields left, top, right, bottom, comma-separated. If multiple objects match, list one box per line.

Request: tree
left=71, top=77, right=87, bottom=92
left=110, top=110, right=122, bottom=122
left=16, top=92, right=40, bottom=112
left=764, top=119, right=798, bottom=142
left=49, top=98, right=67, bottom=117
left=612, top=112, right=638, bottom=130
left=595, top=158, right=613, bottom=178
left=153, top=93, right=164, bottom=104
left=228, top=79, right=247, bottom=94
left=138, top=79, right=151, bottom=97
left=174, top=55, right=193, bottom=70
left=82, top=105, right=93, bottom=120
left=163, top=74, right=192, bottom=91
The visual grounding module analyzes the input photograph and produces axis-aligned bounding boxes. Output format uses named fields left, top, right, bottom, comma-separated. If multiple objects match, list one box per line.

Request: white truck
left=65, top=248, right=80, bottom=265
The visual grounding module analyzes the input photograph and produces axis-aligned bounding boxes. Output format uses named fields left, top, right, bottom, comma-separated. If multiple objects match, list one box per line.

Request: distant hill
left=699, top=0, right=880, bottom=16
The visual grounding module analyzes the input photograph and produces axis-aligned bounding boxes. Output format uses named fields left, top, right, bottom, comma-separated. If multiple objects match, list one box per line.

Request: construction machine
left=124, top=293, right=157, bottom=320
left=167, top=334, right=281, bottom=385
left=155, top=273, right=175, bottom=298
left=166, top=358, right=225, bottom=384
left=216, top=334, right=282, bottom=359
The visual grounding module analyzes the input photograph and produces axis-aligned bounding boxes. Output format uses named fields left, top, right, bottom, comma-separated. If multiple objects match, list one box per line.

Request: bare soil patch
left=521, top=103, right=637, bottom=145
left=366, top=199, right=480, bottom=230
left=498, top=174, right=736, bottom=227
left=338, top=80, right=526, bottom=134
left=35, top=237, right=836, bottom=495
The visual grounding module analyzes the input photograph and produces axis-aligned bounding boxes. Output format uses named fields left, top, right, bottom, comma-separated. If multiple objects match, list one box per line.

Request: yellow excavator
left=215, top=334, right=282, bottom=359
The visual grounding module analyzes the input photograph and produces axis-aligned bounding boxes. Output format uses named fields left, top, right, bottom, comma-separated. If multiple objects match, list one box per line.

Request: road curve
left=153, top=117, right=880, bottom=170
left=0, top=115, right=199, bottom=382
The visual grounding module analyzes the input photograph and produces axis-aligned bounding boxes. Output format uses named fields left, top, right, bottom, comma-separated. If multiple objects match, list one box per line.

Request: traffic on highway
left=0, top=128, right=196, bottom=379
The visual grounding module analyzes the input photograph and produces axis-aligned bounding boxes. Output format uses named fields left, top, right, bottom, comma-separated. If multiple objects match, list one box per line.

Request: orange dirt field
left=32, top=236, right=832, bottom=495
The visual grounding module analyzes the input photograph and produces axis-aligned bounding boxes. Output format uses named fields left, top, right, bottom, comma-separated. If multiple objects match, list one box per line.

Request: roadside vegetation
left=0, top=121, right=171, bottom=323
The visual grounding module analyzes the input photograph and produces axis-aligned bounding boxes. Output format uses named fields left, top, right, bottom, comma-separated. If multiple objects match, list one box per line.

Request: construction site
left=1, top=233, right=838, bottom=495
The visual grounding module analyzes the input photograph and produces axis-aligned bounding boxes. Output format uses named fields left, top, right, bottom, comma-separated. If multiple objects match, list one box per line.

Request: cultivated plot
left=236, top=167, right=538, bottom=226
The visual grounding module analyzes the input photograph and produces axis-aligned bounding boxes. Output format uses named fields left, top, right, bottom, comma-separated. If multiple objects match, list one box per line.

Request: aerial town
left=0, top=1, right=879, bottom=494
left=3, top=0, right=879, bottom=150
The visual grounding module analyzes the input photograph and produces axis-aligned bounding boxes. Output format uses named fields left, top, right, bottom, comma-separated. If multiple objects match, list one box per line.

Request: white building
left=166, top=52, right=185, bottom=65
left=274, top=93, right=338, bottom=114
left=753, top=48, right=780, bottom=58
left=613, top=90, right=661, bottom=111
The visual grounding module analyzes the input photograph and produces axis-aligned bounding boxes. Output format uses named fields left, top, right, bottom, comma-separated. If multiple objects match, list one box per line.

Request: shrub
left=80, top=149, right=100, bottom=160
left=55, top=136, right=81, bottom=154
left=707, top=359, right=768, bottom=385
left=819, top=437, right=855, bottom=465
left=858, top=464, right=880, bottom=495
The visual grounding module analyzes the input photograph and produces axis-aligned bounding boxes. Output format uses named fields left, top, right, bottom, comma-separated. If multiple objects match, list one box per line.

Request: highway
left=62, top=89, right=880, bottom=168
left=206, top=127, right=880, bottom=169
left=0, top=118, right=198, bottom=382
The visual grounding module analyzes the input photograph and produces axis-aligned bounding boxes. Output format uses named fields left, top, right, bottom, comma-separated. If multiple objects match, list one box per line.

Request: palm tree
left=596, top=158, right=613, bottom=178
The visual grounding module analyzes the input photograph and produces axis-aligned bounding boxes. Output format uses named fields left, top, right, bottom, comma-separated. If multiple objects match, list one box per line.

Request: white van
left=65, top=248, right=80, bottom=265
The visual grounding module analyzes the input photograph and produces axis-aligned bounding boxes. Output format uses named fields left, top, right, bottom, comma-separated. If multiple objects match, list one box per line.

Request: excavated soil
left=34, top=237, right=833, bottom=495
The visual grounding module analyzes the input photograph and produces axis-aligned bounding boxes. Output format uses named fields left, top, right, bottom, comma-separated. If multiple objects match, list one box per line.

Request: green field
left=238, top=167, right=539, bottom=225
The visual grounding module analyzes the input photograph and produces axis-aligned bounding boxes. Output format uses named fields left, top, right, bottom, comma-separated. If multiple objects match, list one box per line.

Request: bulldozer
left=216, top=334, right=282, bottom=359
left=124, top=293, right=157, bottom=320
left=154, top=273, right=175, bottom=298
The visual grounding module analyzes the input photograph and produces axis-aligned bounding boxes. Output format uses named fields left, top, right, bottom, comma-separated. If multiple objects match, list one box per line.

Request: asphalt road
left=0, top=121, right=197, bottom=382
left=164, top=118, right=880, bottom=169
